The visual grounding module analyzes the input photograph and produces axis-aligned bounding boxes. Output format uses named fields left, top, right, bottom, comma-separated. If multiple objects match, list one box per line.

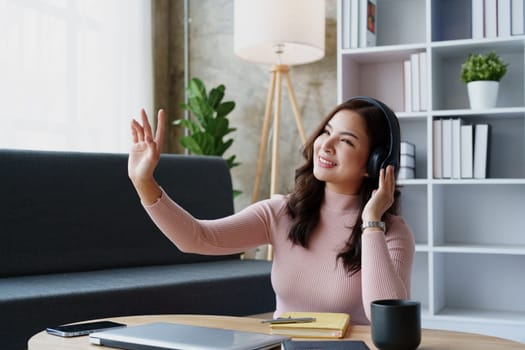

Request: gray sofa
left=0, top=149, right=274, bottom=350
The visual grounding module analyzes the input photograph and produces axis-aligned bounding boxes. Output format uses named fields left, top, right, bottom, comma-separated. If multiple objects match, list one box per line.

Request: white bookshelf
left=338, top=0, right=525, bottom=343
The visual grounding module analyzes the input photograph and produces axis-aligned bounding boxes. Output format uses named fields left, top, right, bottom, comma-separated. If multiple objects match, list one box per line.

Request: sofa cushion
left=0, top=259, right=274, bottom=350
left=0, top=150, right=238, bottom=277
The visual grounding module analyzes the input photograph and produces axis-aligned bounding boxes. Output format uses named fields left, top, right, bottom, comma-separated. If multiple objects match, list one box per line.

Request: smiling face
left=312, top=109, right=371, bottom=195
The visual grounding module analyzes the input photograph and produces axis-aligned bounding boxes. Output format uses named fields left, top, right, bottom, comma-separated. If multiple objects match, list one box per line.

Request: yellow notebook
left=269, top=312, right=350, bottom=338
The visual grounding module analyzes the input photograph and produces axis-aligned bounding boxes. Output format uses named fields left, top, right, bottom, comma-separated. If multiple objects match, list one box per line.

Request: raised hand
left=128, top=109, right=165, bottom=204
left=361, top=165, right=396, bottom=225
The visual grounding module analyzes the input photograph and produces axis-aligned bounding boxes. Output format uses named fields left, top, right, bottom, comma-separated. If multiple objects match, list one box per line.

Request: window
left=0, top=0, right=153, bottom=153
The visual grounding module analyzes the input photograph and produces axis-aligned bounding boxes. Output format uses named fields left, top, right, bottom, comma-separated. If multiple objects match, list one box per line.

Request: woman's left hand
left=362, top=165, right=396, bottom=223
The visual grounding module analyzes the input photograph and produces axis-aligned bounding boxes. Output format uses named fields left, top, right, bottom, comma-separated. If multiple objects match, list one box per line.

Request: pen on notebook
left=261, top=316, right=316, bottom=324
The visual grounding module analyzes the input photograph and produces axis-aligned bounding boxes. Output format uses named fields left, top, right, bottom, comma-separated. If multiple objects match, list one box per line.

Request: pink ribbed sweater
left=143, top=187, right=414, bottom=324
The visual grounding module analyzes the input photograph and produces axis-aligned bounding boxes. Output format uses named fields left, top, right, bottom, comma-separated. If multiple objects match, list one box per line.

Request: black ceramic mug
left=371, top=299, right=421, bottom=350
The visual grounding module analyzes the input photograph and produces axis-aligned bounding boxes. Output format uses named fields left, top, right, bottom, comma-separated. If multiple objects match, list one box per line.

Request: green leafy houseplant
left=460, top=51, right=508, bottom=83
left=174, top=77, right=241, bottom=196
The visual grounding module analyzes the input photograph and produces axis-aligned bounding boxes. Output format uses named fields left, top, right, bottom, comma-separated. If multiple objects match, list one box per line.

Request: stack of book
left=399, top=141, right=416, bottom=179
left=268, top=312, right=350, bottom=339
left=433, top=118, right=490, bottom=179
left=403, top=52, right=427, bottom=112
left=472, top=0, right=525, bottom=39
left=341, top=0, right=377, bottom=49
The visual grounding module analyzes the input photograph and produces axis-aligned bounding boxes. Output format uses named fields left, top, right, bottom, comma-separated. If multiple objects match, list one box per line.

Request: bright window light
left=0, top=0, right=153, bottom=153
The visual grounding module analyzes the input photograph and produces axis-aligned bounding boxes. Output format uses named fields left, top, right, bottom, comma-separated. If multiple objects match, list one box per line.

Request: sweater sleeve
left=142, top=188, right=279, bottom=255
left=361, top=216, right=415, bottom=321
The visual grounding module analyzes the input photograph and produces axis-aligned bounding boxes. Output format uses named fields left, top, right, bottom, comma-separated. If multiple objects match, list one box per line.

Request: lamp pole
left=252, top=64, right=307, bottom=203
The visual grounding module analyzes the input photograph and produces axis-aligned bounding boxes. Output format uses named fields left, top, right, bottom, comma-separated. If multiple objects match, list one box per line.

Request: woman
left=128, top=97, right=414, bottom=324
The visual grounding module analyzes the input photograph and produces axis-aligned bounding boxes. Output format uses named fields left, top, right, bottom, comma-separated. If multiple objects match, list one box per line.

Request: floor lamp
left=234, top=0, right=325, bottom=259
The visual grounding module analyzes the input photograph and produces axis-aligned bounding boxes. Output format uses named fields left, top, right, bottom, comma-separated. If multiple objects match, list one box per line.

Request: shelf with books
left=430, top=40, right=524, bottom=110
left=432, top=114, right=525, bottom=180
left=339, top=48, right=427, bottom=113
left=431, top=0, right=525, bottom=43
left=339, top=0, right=426, bottom=49
left=430, top=0, right=472, bottom=42
left=338, top=0, right=525, bottom=342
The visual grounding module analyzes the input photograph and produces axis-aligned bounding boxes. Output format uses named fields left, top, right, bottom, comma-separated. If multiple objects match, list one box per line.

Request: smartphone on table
left=46, top=320, right=126, bottom=337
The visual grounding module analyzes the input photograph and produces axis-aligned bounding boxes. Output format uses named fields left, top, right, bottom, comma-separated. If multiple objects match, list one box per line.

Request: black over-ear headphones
left=345, top=96, right=401, bottom=179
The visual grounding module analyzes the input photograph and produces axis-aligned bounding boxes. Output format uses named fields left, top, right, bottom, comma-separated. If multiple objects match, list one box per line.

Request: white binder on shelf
left=512, top=0, right=525, bottom=35
left=452, top=118, right=464, bottom=179
left=341, top=0, right=351, bottom=49
left=472, top=0, right=485, bottom=38
left=484, top=0, right=498, bottom=38
left=359, top=0, right=377, bottom=47
left=473, top=124, right=490, bottom=179
left=404, top=59, right=412, bottom=112
left=442, top=119, right=453, bottom=179
left=498, top=0, right=512, bottom=37
left=419, top=52, right=427, bottom=111
left=351, top=0, right=359, bottom=48
left=410, top=53, right=420, bottom=112
left=433, top=119, right=443, bottom=179
left=461, top=124, right=474, bottom=178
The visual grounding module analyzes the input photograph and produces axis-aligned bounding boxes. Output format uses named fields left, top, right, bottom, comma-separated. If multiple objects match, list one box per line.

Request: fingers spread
left=132, top=108, right=165, bottom=151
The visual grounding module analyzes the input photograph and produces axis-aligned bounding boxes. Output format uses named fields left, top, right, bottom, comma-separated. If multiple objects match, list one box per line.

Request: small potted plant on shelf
left=460, top=51, right=508, bottom=110
left=174, top=77, right=242, bottom=197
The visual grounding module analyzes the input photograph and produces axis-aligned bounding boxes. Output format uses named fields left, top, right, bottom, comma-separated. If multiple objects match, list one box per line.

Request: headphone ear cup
left=367, top=147, right=388, bottom=178
left=346, top=96, right=401, bottom=178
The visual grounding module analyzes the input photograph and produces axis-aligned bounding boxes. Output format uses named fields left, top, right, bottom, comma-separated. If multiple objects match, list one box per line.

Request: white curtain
left=0, top=0, right=153, bottom=153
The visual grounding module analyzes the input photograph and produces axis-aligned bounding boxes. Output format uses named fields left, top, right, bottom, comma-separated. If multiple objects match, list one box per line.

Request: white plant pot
left=467, top=81, right=499, bottom=110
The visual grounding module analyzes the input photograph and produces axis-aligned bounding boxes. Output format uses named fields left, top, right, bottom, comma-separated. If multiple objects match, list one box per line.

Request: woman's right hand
left=128, top=108, right=165, bottom=204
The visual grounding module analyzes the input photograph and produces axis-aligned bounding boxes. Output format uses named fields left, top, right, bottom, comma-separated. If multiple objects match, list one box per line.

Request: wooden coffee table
left=28, top=314, right=525, bottom=350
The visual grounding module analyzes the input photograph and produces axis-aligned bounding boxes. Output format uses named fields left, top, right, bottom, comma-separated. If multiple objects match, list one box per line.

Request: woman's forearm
left=361, top=228, right=414, bottom=321
left=131, top=177, right=162, bottom=206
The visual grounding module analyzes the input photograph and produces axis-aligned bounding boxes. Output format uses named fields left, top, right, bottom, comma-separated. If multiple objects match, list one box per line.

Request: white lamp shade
left=234, top=0, right=325, bottom=66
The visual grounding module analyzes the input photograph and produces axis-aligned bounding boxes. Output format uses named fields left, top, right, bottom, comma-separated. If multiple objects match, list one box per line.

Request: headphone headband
left=345, top=96, right=401, bottom=174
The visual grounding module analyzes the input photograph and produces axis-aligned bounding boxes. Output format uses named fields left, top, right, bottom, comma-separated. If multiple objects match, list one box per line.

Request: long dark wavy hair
left=285, top=98, right=401, bottom=275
